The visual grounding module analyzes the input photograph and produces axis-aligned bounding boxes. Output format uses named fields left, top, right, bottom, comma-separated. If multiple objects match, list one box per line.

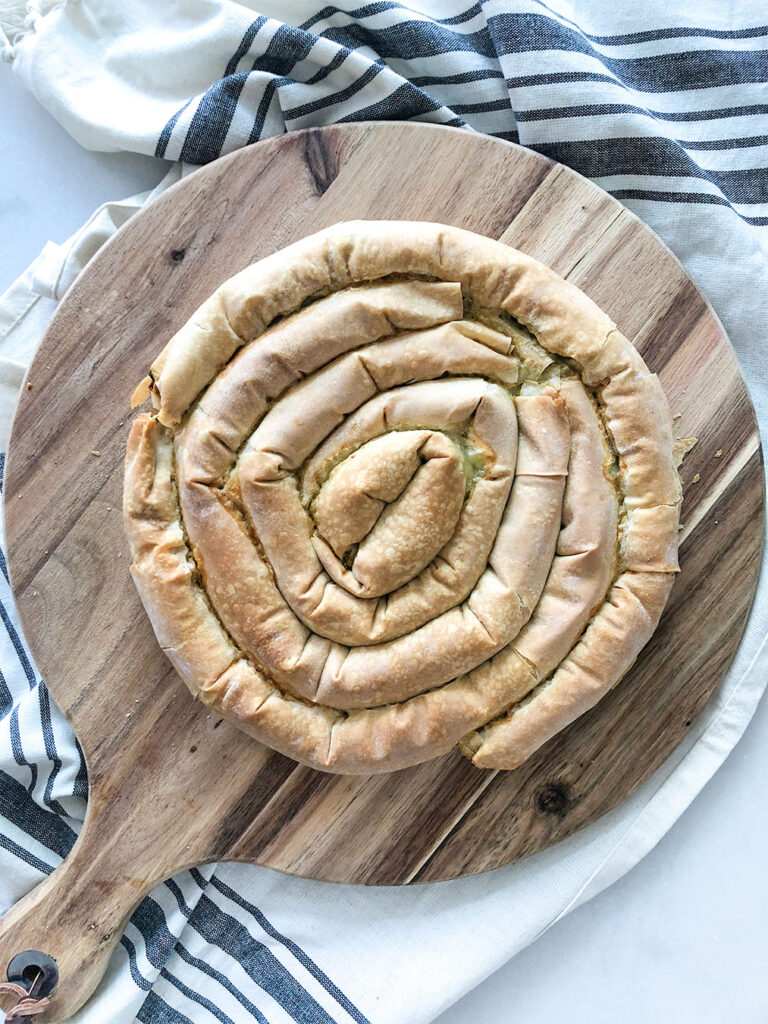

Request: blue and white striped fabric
left=2, top=1, right=767, bottom=1022
left=147, top=2, right=768, bottom=229
left=7, top=0, right=768, bottom=229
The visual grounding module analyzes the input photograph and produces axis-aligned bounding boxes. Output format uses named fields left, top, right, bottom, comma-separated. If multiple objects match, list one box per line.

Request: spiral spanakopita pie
left=124, top=221, right=680, bottom=774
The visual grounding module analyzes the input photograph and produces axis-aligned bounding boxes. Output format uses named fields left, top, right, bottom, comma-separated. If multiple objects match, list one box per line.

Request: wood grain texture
left=0, top=123, right=763, bottom=1023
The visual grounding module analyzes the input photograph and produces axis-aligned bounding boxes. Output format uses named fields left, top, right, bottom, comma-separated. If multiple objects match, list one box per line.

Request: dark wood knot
left=171, top=249, right=186, bottom=262
left=303, top=129, right=340, bottom=196
left=537, top=781, right=572, bottom=816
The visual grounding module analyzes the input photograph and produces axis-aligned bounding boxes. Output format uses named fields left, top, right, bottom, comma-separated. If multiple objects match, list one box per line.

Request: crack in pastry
left=124, top=221, right=681, bottom=774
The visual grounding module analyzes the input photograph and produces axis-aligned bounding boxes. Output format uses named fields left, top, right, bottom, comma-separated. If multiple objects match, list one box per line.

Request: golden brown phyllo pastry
left=124, top=221, right=680, bottom=774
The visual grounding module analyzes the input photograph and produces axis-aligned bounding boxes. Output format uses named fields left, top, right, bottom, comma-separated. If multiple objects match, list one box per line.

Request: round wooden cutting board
left=0, top=123, right=763, bottom=1022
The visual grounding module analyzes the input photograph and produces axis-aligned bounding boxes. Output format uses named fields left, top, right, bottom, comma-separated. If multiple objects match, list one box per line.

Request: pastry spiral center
left=310, top=431, right=467, bottom=597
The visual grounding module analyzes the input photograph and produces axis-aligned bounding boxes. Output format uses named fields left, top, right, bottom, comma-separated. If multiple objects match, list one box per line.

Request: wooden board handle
left=0, top=805, right=157, bottom=1023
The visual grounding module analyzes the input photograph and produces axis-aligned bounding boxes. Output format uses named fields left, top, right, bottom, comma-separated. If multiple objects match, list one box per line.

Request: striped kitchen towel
left=1, top=2, right=767, bottom=1023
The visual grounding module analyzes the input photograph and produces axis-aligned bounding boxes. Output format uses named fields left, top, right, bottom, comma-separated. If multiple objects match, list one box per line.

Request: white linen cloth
left=0, top=2, right=767, bottom=1022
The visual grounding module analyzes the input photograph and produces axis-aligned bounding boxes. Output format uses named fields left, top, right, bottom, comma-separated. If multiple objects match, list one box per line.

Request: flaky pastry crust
left=124, top=221, right=680, bottom=773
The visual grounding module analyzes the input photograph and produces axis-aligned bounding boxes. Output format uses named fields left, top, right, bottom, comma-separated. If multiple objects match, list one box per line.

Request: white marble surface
left=2, top=65, right=767, bottom=1024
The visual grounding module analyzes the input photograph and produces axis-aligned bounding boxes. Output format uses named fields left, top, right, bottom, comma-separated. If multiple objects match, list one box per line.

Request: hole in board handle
left=6, top=950, right=58, bottom=997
